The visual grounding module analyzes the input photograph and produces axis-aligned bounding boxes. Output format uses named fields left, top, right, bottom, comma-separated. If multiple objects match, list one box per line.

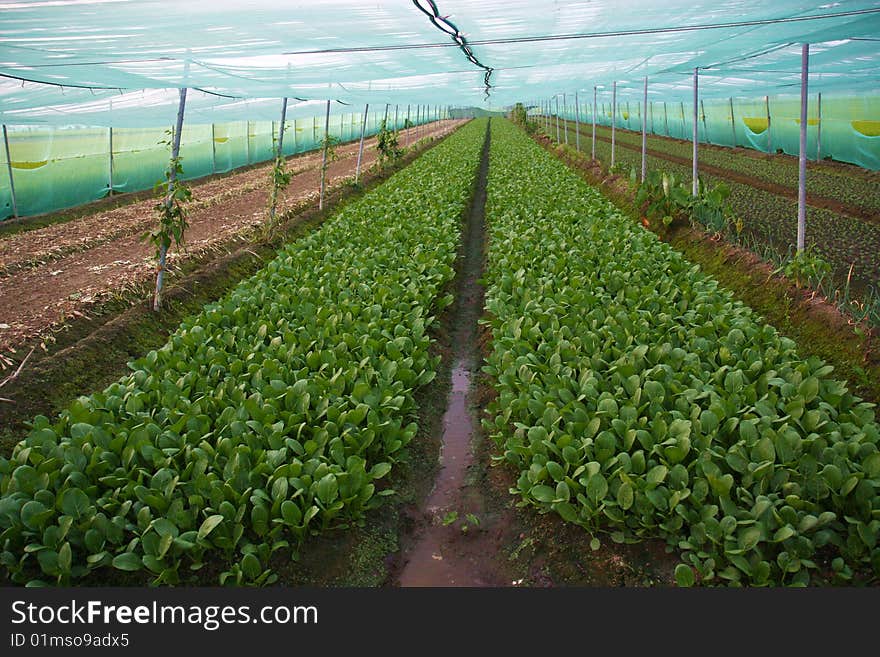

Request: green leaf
left=646, top=465, right=668, bottom=487
left=586, top=473, right=608, bottom=503
left=197, top=514, right=224, bottom=540
left=112, top=552, right=142, bottom=572
left=60, top=488, right=91, bottom=519
left=530, top=485, right=556, bottom=504
left=675, top=564, right=696, bottom=587
left=616, top=482, right=634, bottom=510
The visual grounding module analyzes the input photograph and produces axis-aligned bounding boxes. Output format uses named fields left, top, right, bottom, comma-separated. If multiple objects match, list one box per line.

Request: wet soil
left=395, top=121, right=505, bottom=586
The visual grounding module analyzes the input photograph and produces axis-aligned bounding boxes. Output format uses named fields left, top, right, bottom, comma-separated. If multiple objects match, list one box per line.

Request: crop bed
left=482, top=119, right=880, bottom=586
left=0, top=119, right=487, bottom=586
left=578, top=126, right=880, bottom=295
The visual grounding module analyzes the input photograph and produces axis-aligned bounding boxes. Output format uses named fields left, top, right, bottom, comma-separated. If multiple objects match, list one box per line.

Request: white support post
left=108, top=126, right=114, bottom=194
left=692, top=68, right=699, bottom=197
left=268, top=97, right=289, bottom=222
left=355, top=102, right=369, bottom=184
left=641, top=76, right=648, bottom=182
left=816, top=91, right=822, bottom=162
left=153, top=87, right=187, bottom=312
left=592, top=86, right=597, bottom=160
left=611, top=81, right=617, bottom=169
left=574, top=91, right=581, bottom=153
left=797, top=43, right=809, bottom=253
left=766, top=95, right=772, bottom=153
left=2, top=124, right=18, bottom=219
left=320, top=99, right=331, bottom=210
left=729, top=97, right=736, bottom=147
left=700, top=99, right=709, bottom=143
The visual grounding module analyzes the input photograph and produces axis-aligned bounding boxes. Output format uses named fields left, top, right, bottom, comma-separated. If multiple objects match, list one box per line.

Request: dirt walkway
left=395, top=121, right=512, bottom=587
left=0, top=120, right=466, bottom=356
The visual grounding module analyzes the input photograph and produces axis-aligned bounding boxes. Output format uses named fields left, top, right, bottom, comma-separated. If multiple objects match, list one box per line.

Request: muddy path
left=395, top=120, right=513, bottom=587
left=554, top=119, right=878, bottom=224
left=0, top=120, right=466, bottom=356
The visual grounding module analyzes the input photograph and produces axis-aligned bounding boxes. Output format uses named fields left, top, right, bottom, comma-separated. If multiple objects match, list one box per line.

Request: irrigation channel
left=396, top=121, right=504, bottom=586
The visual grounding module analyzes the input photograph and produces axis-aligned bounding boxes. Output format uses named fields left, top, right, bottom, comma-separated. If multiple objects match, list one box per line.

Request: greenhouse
left=0, top=0, right=878, bottom=595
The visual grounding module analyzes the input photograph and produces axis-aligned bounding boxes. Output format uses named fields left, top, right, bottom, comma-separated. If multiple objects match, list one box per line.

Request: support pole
left=816, top=91, right=822, bottom=162
left=394, top=104, right=399, bottom=131
left=153, top=87, right=187, bottom=312
left=574, top=91, right=581, bottom=153
left=664, top=101, right=669, bottom=136
left=406, top=104, right=411, bottom=146
left=211, top=123, right=216, bottom=174
left=108, top=126, right=114, bottom=194
left=729, top=97, right=736, bottom=147
left=797, top=43, right=809, bottom=253
left=592, top=86, right=597, bottom=160
left=611, top=81, right=617, bottom=169
left=765, top=95, right=772, bottom=153
left=355, top=102, right=369, bottom=184
left=2, top=124, right=18, bottom=219
left=641, top=76, right=648, bottom=182
left=692, top=68, right=699, bottom=197
left=268, top=97, right=289, bottom=222
left=555, top=96, right=560, bottom=143
left=320, top=99, right=331, bottom=210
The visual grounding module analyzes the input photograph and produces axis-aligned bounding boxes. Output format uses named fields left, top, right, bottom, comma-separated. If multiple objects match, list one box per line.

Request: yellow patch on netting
left=213, top=137, right=229, bottom=143
left=794, top=118, right=820, bottom=126
left=852, top=120, right=880, bottom=136
left=622, top=112, right=630, bottom=120
left=742, top=117, right=768, bottom=134
left=10, top=160, right=48, bottom=170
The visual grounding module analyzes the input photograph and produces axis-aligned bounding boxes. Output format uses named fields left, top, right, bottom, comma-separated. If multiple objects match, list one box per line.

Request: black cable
left=411, top=0, right=494, bottom=100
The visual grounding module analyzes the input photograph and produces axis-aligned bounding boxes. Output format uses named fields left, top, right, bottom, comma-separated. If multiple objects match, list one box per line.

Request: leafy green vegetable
left=0, top=119, right=488, bottom=586
left=483, top=119, right=880, bottom=586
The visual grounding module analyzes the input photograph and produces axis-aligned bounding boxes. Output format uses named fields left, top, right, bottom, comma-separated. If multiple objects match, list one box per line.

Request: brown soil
left=0, top=120, right=466, bottom=359
left=584, top=129, right=880, bottom=224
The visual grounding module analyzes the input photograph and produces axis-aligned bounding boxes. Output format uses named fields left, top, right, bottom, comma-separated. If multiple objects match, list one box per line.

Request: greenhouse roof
left=1, top=0, right=879, bottom=125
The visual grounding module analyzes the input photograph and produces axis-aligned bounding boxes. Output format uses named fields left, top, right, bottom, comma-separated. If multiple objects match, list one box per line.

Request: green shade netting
left=0, top=1, right=878, bottom=218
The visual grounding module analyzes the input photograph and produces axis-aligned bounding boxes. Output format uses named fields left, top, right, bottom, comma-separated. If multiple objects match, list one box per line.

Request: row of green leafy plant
left=562, top=119, right=880, bottom=216
left=483, top=119, right=880, bottom=586
left=562, top=127, right=880, bottom=327
left=0, top=119, right=487, bottom=587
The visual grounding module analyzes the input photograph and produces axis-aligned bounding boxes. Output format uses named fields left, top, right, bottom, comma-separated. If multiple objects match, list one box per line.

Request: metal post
left=765, top=95, right=772, bottom=153
left=664, top=101, right=669, bottom=136
left=320, top=99, right=331, bottom=210
left=574, top=91, right=580, bottom=153
left=641, top=76, right=648, bottom=182
left=355, top=102, right=369, bottom=184
left=816, top=91, right=822, bottom=162
left=245, top=120, right=250, bottom=165
left=692, top=68, right=699, bottom=197
left=592, top=86, right=597, bottom=160
left=650, top=100, right=654, bottom=134
left=394, top=104, right=399, bottom=131
left=555, top=96, right=560, bottom=142
left=153, top=87, right=187, bottom=312
left=313, top=115, right=317, bottom=145
left=108, top=126, right=114, bottom=194
left=2, top=124, right=18, bottom=219
left=406, top=104, right=411, bottom=146
left=268, top=97, right=289, bottom=222
left=277, top=97, right=288, bottom=156
left=797, top=44, right=809, bottom=252
left=211, top=123, right=216, bottom=174
left=729, top=97, right=736, bottom=147
left=611, top=81, right=617, bottom=169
